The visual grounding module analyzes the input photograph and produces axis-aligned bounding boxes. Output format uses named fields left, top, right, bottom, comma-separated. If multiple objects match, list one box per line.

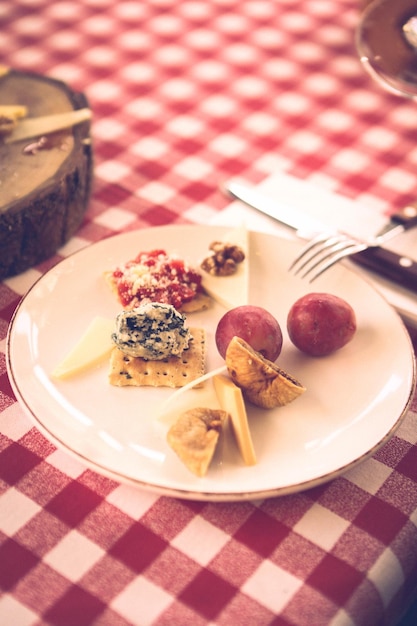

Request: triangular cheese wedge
left=52, top=316, right=115, bottom=379
left=201, top=224, right=249, bottom=309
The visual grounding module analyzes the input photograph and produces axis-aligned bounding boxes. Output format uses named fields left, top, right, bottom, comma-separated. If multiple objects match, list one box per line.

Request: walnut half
left=201, top=241, right=245, bottom=276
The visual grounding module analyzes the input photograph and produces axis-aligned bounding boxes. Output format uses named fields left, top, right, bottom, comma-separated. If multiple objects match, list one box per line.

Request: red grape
left=215, top=305, right=283, bottom=361
left=287, top=293, right=356, bottom=356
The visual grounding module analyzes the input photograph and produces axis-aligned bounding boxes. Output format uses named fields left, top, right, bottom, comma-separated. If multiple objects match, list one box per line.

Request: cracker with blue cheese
left=108, top=303, right=206, bottom=387
left=109, top=327, right=206, bottom=388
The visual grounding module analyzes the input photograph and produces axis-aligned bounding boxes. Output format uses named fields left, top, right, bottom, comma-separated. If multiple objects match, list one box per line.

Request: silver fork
left=289, top=227, right=404, bottom=282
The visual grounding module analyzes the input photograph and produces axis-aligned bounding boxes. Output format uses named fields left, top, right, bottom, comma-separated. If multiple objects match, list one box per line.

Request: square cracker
left=109, top=327, right=206, bottom=388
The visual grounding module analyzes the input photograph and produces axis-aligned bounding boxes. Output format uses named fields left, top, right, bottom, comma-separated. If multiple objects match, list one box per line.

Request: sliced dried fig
left=225, top=336, right=306, bottom=409
left=167, top=407, right=228, bottom=476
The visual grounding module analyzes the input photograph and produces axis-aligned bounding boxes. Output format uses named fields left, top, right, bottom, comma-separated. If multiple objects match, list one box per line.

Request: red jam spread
left=111, top=249, right=203, bottom=309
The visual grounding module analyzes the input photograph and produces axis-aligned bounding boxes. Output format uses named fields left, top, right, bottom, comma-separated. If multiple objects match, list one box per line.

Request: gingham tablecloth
left=1, top=1, right=417, bottom=624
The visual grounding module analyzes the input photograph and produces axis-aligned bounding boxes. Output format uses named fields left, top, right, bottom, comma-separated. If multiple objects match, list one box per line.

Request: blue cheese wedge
left=112, top=302, right=192, bottom=359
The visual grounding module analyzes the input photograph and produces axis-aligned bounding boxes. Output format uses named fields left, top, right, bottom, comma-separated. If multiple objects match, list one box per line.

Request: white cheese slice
left=52, top=316, right=115, bottom=379
left=201, top=224, right=249, bottom=309
left=213, top=374, right=256, bottom=466
left=5, top=108, right=92, bottom=143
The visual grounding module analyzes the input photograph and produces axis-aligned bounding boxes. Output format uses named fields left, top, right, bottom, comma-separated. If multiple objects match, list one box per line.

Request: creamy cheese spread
left=112, top=302, right=192, bottom=360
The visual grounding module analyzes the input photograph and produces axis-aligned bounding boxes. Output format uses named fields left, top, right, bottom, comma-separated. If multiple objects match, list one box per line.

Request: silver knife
left=225, top=181, right=417, bottom=292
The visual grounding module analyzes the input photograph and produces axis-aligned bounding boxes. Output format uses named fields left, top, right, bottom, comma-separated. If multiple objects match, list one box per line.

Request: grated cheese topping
left=111, top=249, right=203, bottom=309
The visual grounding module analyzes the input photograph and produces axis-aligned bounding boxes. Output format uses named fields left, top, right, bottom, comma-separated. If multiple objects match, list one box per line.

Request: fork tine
left=288, top=232, right=338, bottom=273
left=298, top=237, right=358, bottom=278
left=305, top=241, right=368, bottom=282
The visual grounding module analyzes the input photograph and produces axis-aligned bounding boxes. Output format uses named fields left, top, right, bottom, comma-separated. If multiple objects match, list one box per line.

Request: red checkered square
left=13, top=561, right=71, bottom=615
left=179, top=568, right=237, bottom=621
left=331, top=524, right=385, bottom=573
left=77, top=470, right=118, bottom=499
left=146, top=546, right=201, bottom=595
left=19, top=428, right=56, bottom=459
left=78, top=501, right=133, bottom=551
left=141, top=498, right=204, bottom=542
left=17, top=462, right=72, bottom=507
left=342, top=577, right=385, bottom=626
left=395, top=446, right=417, bottom=483
left=43, top=582, right=106, bottom=625
left=307, top=478, right=372, bottom=522
left=260, top=493, right=313, bottom=527
left=216, top=590, right=275, bottom=626
left=270, top=532, right=326, bottom=580
left=376, top=472, right=417, bottom=517
left=109, top=522, right=168, bottom=573
left=209, top=538, right=262, bottom=587
left=374, top=436, right=413, bottom=469
left=0, top=387, right=15, bottom=412
left=79, top=554, right=137, bottom=604
left=0, top=441, right=43, bottom=486
left=353, top=497, right=408, bottom=545
left=45, top=481, right=104, bottom=528
left=306, top=553, right=364, bottom=605
left=14, top=509, right=69, bottom=558
left=233, top=509, right=291, bottom=558
left=0, top=538, right=39, bottom=591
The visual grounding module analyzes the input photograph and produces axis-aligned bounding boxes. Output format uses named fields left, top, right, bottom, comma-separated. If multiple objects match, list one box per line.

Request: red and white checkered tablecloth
left=1, top=1, right=417, bottom=624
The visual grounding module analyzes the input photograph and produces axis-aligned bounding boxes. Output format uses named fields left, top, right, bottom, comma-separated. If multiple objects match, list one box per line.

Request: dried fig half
left=225, top=336, right=306, bottom=409
left=167, top=407, right=228, bottom=476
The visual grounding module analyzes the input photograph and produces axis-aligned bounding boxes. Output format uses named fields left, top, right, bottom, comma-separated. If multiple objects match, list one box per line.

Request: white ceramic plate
left=6, top=226, right=416, bottom=501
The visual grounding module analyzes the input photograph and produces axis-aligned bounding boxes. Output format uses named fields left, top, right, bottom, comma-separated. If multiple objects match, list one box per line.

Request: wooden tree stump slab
left=0, top=68, right=93, bottom=279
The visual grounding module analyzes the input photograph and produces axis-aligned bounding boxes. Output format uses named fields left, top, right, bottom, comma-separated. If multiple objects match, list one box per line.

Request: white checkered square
left=0, top=595, right=37, bottom=626
left=242, top=112, right=279, bottom=135
left=379, top=168, right=416, bottom=193
left=137, top=181, right=176, bottom=204
left=95, top=160, right=131, bottom=183
left=368, top=548, right=405, bottom=608
left=44, top=529, right=105, bottom=582
left=106, top=484, right=158, bottom=520
left=171, top=517, right=230, bottom=566
left=173, top=156, right=213, bottom=180
left=287, top=130, right=324, bottom=154
left=0, top=488, right=41, bottom=535
left=330, top=149, right=370, bottom=173
left=0, top=404, right=33, bottom=442
left=94, top=208, right=137, bottom=230
left=166, top=115, right=205, bottom=138
left=130, top=137, right=168, bottom=159
left=110, top=575, right=172, bottom=625
left=242, top=560, right=303, bottom=613
left=210, top=134, right=247, bottom=157
left=345, top=458, right=393, bottom=495
left=293, top=503, right=350, bottom=551
left=46, top=449, right=86, bottom=480
left=93, top=118, right=126, bottom=141
left=396, top=411, right=417, bottom=445
left=183, top=202, right=220, bottom=224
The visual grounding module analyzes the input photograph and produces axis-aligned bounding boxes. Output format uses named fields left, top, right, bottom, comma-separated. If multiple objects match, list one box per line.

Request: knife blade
left=4, top=108, right=92, bottom=144
left=225, top=181, right=417, bottom=292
